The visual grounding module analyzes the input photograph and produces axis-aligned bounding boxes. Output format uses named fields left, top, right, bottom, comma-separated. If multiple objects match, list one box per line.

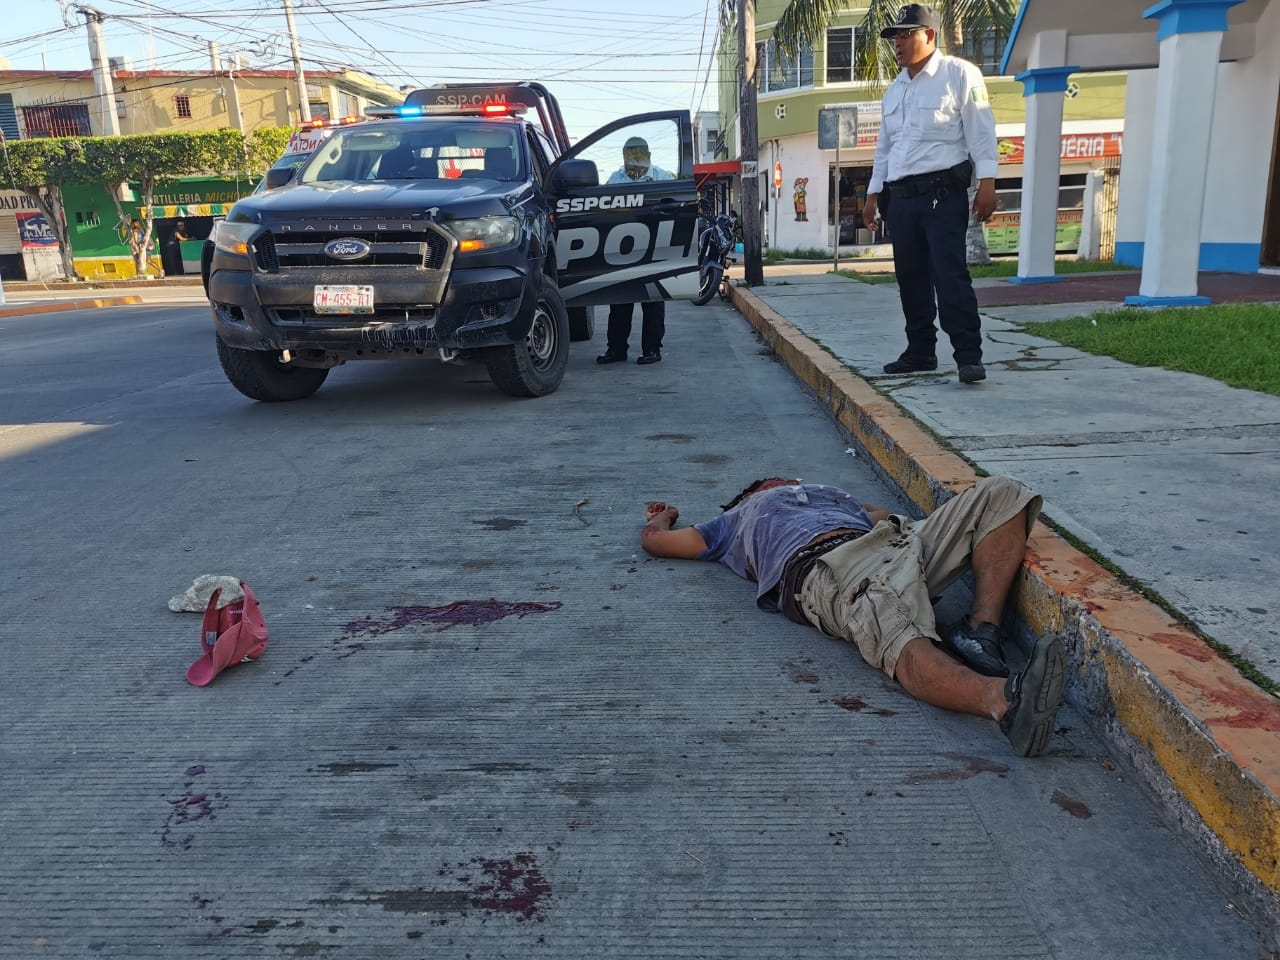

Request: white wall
left=1203, top=0, right=1280, bottom=245
left=763, top=132, right=878, bottom=252
left=1117, top=6, right=1280, bottom=252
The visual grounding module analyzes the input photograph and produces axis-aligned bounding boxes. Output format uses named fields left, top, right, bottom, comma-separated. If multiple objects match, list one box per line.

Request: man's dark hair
left=721, top=477, right=794, bottom=512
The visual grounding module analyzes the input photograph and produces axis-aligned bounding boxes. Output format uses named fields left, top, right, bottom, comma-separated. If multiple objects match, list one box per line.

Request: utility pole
left=282, top=0, right=311, bottom=123
left=737, top=1, right=763, bottom=286
left=210, top=41, right=244, bottom=133
left=79, top=5, right=121, bottom=136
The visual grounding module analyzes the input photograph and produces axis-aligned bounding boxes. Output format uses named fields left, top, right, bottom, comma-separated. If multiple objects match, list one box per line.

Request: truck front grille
left=254, top=227, right=450, bottom=272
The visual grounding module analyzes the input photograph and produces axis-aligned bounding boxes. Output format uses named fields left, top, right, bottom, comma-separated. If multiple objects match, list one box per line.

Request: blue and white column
left=1127, top=0, right=1245, bottom=306
left=1011, top=66, right=1077, bottom=283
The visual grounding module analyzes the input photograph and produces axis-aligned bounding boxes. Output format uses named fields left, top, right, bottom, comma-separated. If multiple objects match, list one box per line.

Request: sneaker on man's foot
left=939, top=619, right=1008, bottom=677
left=999, top=634, right=1066, bottom=757
left=958, top=363, right=987, bottom=383
left=883, top=355, right=937, bottom=375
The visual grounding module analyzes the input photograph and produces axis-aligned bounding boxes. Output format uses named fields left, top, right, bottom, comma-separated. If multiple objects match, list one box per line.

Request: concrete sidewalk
left=729, top=267, right=1280, bottom=939
left=0, top=278, right=206, bottom=318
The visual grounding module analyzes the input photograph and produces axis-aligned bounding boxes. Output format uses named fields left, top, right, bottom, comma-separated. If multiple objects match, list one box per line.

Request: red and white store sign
left=996, top=132, right=1123, bottom=164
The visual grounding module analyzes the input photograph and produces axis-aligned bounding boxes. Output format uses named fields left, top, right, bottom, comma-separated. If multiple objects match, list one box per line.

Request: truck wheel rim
left=527, top=301, right=557, bottom=370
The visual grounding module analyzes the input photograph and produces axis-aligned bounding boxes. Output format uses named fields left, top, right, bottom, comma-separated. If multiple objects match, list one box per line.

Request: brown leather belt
left=776, top=528, right=868, bottom=625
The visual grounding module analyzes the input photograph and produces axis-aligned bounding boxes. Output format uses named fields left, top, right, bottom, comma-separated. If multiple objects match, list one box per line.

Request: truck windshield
left=298, top=121, right=524, bottom=184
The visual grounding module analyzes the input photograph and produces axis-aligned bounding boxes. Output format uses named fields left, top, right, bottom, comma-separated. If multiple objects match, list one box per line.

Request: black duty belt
left=776, top=528, right=868, bottom=625
left=885, top=159, right=973, bottom=199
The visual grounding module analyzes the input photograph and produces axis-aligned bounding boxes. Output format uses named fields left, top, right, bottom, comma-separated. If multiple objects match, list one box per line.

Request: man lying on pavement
left=639, top=474, right=1065, bottom=757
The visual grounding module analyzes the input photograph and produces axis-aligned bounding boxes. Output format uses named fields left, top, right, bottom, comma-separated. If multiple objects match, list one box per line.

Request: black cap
left=880, top=3, right=941, bottom=38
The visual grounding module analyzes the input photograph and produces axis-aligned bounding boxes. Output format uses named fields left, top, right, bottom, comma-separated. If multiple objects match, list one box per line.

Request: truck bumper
left=208, top=262, right=538, bottom=357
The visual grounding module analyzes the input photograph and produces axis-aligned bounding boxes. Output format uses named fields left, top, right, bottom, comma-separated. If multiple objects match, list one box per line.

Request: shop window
left=755, top=39, right=814, bottom=94
left=174, top=95, right=191, bottom=119
left=825, top=26, right=874, bottom=84
left=828, top=163, right=884, bottom=244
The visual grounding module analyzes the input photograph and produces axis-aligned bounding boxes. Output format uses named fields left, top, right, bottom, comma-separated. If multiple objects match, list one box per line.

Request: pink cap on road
left=186, top=581, right=269, bottom=687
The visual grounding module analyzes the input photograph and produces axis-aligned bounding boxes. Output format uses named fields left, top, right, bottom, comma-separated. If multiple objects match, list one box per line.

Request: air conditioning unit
left=108, top=56, right=133, bottom=73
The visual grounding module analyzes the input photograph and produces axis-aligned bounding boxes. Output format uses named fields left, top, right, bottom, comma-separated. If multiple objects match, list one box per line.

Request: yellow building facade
left=0, top=66, right=401, bottom=139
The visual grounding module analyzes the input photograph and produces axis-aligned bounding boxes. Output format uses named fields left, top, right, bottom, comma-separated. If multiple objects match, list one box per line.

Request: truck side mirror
left=551, top=159, right=599, bottom=191
left=264, top=167, right=296, bottom=190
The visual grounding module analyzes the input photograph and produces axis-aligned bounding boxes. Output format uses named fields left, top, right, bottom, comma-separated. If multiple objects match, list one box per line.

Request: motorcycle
left=692, top=214, right=737, bottom=306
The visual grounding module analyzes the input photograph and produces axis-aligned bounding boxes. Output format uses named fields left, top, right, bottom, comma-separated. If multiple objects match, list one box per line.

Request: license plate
left=314, top=284, right=374, bottom=315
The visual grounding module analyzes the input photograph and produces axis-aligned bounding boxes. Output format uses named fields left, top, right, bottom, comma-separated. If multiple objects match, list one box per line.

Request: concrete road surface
left=0, top=300, right=1268, bottom=957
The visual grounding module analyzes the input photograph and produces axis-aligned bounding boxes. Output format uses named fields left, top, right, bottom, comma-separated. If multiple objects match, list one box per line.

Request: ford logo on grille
left=324, top=237, right=371, bottom=261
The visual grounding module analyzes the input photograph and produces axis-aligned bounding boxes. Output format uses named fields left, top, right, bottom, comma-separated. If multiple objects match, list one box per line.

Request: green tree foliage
left=1, top=128, right=293, bottom=279
left=80, top=130, right=248, bottom=276
left=247, top=126, right=294, bottom=174
left=0, top=137, right=87, bottom=279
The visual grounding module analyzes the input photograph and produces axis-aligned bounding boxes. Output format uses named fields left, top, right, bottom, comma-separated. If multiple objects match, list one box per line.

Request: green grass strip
left=1032, top=303, right=1280, bottom=396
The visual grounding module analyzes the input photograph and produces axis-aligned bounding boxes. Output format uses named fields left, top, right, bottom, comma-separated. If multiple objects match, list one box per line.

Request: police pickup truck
left=204, top=82, right=700, bottom=401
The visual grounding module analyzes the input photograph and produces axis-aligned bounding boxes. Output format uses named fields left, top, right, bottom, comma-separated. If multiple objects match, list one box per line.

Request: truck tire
left=486, top=276, right=570, bottom=398
left=216, top=335, right=329, bottom=402
left=200, top=241, right=214, bottom=297
left=568, top=305, right=594, bottom=342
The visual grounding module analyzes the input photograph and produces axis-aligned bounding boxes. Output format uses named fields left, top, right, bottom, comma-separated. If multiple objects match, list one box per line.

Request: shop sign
left=817, top=103, right=859, bottom=150
left=16, top=211, right=58, bottom=247
left=855, top=102, right=882, bottom=147
left=0, top=190, right=40, bottom=212
left=996, top=132, right=1123, bottom=164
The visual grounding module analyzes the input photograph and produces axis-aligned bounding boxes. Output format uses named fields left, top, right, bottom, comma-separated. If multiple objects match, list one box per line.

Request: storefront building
left=716, top=3, right=1128, bottom=258
left=60, top=175, right=257, bottom=279
left=0, top=190, right=64, bottom=282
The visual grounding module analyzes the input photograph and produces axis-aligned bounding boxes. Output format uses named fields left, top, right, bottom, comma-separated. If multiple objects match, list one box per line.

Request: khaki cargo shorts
left=797, top=476, right=1042, bottom=678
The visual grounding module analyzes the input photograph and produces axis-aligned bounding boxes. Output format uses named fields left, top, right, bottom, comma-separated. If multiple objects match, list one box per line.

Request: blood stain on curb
left=344, top=599, right=564, bottom=638
left=830, top=695, right=898, bottom=717
left=316, top=850, right=552, bottom=923
left=783, top=658, right=819, bottom=686
left=1052, top=789, right=1094, bottom=819
left=902, top=753, right=1011, bottom=784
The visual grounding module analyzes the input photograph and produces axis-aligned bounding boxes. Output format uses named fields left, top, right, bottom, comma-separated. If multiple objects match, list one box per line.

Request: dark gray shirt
left=694, top=484, right=873, bottom=610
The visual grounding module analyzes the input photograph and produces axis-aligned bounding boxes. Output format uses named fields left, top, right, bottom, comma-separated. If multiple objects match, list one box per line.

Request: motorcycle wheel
left=692, top=262, right=723, bottom=306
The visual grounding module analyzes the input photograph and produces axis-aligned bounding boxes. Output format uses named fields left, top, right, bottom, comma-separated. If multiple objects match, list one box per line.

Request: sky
left=0, top=0, right=724, bottom=136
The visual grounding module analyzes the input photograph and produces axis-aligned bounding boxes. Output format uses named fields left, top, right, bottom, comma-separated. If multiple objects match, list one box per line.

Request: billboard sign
left=16, top=211, right=58, bottom=248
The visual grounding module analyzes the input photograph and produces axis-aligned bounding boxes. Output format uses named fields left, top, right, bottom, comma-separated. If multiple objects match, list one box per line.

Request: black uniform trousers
left=884, top=182, right=982, bottom=367
left=606, top=301, right=665, bottom=357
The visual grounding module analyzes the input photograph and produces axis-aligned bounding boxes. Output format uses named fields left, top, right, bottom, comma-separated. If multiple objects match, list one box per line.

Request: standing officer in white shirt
left=862, top=3, right=998, bottom=384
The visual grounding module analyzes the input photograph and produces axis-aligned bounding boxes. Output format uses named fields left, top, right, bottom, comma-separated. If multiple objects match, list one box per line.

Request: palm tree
left=771, top=0, right=1018, bottom=263
left=774, top=0, right=1016, bottom=77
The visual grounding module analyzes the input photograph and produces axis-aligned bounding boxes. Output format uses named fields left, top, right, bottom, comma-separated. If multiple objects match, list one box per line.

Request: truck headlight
left=445, top=216, right=519, bottom=253
left=213, top=221, right=260, bottom=257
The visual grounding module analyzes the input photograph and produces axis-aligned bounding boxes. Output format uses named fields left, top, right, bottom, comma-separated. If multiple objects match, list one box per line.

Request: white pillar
left=1012, top=67, right=1075, bottom=283
left=1127, top=0, right=1244, bottom=306
left=1080, top=170, right=1103, bottom=262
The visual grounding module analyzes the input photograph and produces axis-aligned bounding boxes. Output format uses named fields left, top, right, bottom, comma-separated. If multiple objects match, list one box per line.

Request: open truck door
left=548, top=110, right=700, bottom=307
